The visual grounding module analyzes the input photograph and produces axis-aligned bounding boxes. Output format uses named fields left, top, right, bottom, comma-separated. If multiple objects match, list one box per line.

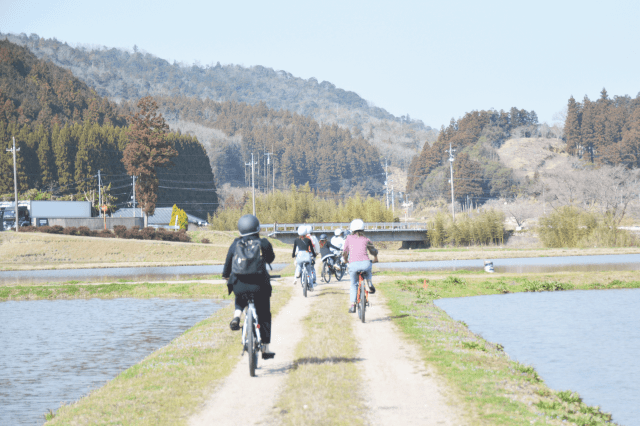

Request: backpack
left=231, top=238, right=264, bottom=276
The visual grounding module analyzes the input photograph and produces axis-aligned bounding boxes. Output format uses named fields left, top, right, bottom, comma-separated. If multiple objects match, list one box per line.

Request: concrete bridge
left=265, top=222, right=429, bottom=248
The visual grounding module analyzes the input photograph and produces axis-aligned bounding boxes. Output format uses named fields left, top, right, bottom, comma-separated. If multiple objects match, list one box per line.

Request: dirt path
left=354, top=290, right=464, bottom=425
left=189, top=277, right=463, bottom=425
left=189, top=278, right=313, bottom=426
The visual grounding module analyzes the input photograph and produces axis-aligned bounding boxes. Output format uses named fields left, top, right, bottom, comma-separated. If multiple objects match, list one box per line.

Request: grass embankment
left=379, top=271, right=640, bottom=425
left=0, top=282, right=231, bottom=301
left=45, top=284, right=293, bottom=425
left=268, top=285, right=367, bottom=425
left=0, top=230, right=291, bottom=270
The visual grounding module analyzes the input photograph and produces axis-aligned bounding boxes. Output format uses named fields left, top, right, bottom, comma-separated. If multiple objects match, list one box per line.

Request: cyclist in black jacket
left=223, top=214, right=276, bottom=359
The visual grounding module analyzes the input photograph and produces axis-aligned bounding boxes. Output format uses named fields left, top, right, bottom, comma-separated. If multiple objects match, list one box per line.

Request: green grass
left=0, top=282, right=232, bottom=301
left=377, top=272, right=630, bottom=425
left=268, top=286, right=366, bottom=425
left=45, top=285, right=293, bottom=425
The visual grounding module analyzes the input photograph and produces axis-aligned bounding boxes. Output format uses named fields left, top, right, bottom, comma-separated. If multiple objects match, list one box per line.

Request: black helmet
left=237, top=214, right=260, bottom=236
left=320, top=233, right=327, bottom=241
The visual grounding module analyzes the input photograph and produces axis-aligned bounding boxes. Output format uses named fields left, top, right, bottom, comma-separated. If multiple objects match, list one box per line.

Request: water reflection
left=377, top=253, right=640, bottom=273
left=435, top=289, right=640, bottom=426
left=0, top=298, right=227, bottom=426
left=0, top=263, right=288, bottom=284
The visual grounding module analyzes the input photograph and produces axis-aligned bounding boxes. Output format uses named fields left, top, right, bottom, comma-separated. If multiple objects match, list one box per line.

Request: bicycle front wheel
left=247, top=310, right=257, bottom=377
left=322, top=262, right=331, bottom=283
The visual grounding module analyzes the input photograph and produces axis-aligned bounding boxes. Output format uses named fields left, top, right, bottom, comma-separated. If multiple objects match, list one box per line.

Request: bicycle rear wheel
left=302, top=272, right=308, bottom=297
left=359, top=276, right=366, bottom=323
left=247, top=309, right=258, bottom=376
left=322, top=262, right=332, bottom=283
left=335, top=263, right=345, bottom=281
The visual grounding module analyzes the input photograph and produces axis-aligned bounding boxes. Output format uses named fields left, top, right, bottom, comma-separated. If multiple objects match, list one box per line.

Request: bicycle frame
left=356, top=272, right=369, bottom=306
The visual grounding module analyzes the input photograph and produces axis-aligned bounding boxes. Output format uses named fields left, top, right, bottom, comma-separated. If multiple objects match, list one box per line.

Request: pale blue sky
left=2, top=0, right=639, bottom=129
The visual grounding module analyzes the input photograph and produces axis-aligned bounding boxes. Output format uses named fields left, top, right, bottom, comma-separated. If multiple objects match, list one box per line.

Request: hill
left=0, top=40, right=217, bottom=218
left=1, top=32, right=436, bottom=168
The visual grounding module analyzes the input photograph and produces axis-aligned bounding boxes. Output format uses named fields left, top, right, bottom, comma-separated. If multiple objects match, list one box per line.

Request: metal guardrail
left=261, top=222, right=428, bottom=232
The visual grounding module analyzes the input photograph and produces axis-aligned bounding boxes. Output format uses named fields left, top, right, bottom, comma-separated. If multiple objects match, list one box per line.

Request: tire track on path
left=353, top=289, right=464, bottom=425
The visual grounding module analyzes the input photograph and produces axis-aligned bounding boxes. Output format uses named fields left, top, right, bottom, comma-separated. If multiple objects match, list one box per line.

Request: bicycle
left=321, top=253, right=346, bottom=283
left=356, top=270, right=370, bottom=323
left=300, top=260, right=313, bottom=297
left=240, top=293, right=262, bottom=377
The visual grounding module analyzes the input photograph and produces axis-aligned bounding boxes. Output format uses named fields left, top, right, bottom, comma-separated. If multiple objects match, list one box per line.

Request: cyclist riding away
left=342, top=219, right=379, bottom=313
left=306, top=225, right=320, bottom=286
left=223, top=214, right=276, bottom=359
left=319, top=233, right=340, bottom=266
left=293, top=225, right=316, bottom=287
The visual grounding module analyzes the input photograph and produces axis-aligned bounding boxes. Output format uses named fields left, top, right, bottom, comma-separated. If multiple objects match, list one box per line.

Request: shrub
left=140, top=227, right=156, bottom=240
left=201, top=238, right=210, bottom=244
left=538, top=206, right=636, bottom=248
left=113, top=225, right=127, bottom=238
left=20, top=225, right=37, bottom=232
left=76, top=226, right=94, bottom=237
left=96, top=229, right=115, bottom=238
left=63, top=226, right=78, bottom=235
left=39, top=225, right=64, bottom=234
left=125, top=228, right=142, bottom=240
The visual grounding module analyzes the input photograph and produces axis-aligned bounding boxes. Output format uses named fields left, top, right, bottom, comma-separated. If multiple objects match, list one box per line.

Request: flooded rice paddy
left=377, top=253, right=640, bottom=273
left=0, top=298, right=228, bottom=425
left=435, top=289, right=640, bottom=426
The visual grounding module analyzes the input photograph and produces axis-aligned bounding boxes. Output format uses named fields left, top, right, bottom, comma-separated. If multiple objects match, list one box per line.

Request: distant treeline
left=407, top=108, right=537, bottom=201
left=564, top=89, right=640, bottom=167
left=0, top=40, right=217, bottom=218
left=155, top=96, right=386, bottom=194
left=0, top=121, right=217, bottom=217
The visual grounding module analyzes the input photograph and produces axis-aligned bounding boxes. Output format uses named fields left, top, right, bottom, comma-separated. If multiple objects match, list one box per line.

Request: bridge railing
left=262, top=222, right=428, bottom=232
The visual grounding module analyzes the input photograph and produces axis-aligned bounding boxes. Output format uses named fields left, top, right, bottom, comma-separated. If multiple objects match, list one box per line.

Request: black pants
left=234, top=291, right=272, bottom=344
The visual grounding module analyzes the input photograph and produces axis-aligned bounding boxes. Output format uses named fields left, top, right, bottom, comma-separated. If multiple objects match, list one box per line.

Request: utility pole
left=245, top=153, right=257, bottom=215
left=265, top=151, right=273, bottom=193
left=384, top=159, right=389, bottom=209
left=132, top=176, right=136, bottom=217
left=6, top=137, right=20, bottom=232
left=98, top=170, right=102, bottom=218
left=391, top=185, right=395, bottom=213
left=446, top=143, right=456, bottom=221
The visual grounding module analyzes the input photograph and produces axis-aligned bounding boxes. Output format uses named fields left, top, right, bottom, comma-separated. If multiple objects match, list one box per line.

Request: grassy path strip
left=267, top=282, right=367, bottom=426
left=45, top=285, right=292, bottom=425
left=378, top=271, right=635, bottom=425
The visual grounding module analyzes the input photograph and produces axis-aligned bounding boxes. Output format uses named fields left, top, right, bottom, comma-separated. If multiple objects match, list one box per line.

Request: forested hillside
left=0, top=40, right=217, bottom=218
left=2, top=32, right=436, bottom=167
left=153, top=96, right=385, bottom=194
left=407, top=108, right=541, bottom=204
left=564, top=89, right=640, bottom=167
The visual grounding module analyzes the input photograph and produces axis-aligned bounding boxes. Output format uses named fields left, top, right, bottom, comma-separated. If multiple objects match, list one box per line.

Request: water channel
left=435, top=289, right=640, bottom=426
left=0, top=263, right=288, bottom=284
left=0, top=298, right=228, bottom=426
left=377, top=253, right=640, bottom=273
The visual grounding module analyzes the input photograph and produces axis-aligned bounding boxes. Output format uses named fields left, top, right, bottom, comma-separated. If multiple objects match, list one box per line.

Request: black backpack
left=231, top=238, right=264, bottom=276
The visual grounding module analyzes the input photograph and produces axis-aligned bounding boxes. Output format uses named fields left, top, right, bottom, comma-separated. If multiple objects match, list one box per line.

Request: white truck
left=0, top=200, right=92, bottom=228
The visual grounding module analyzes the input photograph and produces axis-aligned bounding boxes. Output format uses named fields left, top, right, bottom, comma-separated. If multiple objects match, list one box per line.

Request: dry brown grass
left=0, top=231, right=291, bottom=270
left=267, top=284, right=366, bottom=426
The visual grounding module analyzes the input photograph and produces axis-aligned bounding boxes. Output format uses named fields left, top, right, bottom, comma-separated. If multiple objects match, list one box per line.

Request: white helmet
left=334, top=228, right=343, bottom=236
left=306, top=225, right=313, bottom=233
left=350, top=219, right=364, bottom=233
left=297, top=225, right=306, bottom=236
